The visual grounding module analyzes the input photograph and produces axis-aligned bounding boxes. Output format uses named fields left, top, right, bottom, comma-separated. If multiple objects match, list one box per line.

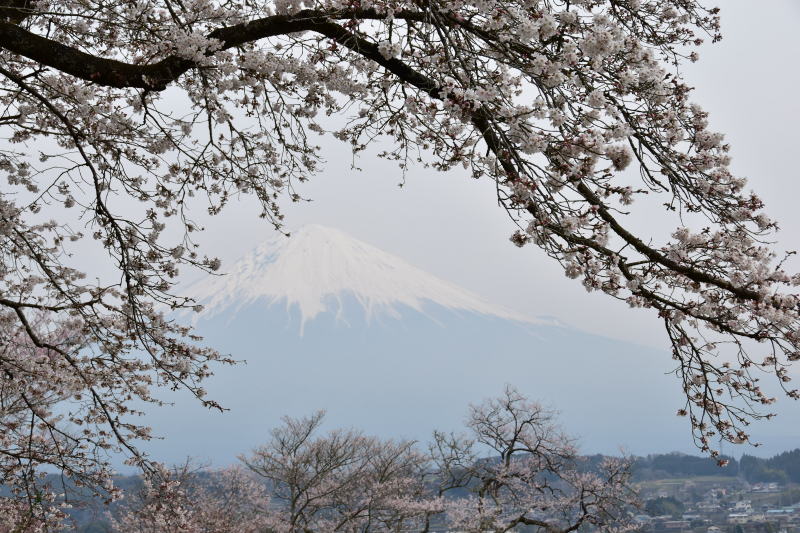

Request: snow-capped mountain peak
left=185, top=225, right=540, bottom=328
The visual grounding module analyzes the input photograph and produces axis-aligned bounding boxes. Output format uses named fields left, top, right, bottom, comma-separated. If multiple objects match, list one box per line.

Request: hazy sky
left=186, top=1, right=800, bottom=352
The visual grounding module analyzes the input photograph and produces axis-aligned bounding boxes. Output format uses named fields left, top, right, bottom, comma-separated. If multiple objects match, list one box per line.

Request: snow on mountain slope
left=185, top=224, right=546, bottom=328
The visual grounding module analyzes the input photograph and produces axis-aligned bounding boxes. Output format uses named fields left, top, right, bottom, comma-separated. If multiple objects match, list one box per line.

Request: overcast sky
left=185, top=1, right=800, bottom=352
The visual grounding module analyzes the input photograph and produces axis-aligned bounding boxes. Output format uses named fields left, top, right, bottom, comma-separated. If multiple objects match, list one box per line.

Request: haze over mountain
left=138, top=225, right=798, bottom=466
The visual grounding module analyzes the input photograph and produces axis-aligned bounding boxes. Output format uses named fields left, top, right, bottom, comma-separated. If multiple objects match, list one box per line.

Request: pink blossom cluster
left=110, top=464, right=272, bottom=533
left=0, top=494, right=67, bottom=533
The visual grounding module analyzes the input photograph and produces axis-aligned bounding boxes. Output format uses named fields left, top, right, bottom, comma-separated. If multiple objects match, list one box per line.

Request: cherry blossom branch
left=0, top=9, right=430, bottom=90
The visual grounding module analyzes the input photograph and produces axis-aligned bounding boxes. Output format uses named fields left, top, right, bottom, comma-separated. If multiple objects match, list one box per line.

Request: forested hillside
left=633, top=450, right=800, bottom=483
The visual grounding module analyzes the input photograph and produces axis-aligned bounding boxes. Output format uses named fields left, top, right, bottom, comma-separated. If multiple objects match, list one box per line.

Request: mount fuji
left=141, top=225, right=700, bottom=464
left=184, top=225, right=543, bottom=330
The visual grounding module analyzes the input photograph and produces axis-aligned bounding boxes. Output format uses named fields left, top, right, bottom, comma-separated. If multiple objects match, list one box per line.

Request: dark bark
left=0, top=0, right=32, bottom=24
left=0, top=8, right=427, bottom=90
left=0, top=15, right=318, bottom=90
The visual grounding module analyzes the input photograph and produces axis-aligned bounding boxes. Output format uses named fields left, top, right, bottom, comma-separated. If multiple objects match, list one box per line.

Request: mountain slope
left=185, top=224, right=545, bottom=330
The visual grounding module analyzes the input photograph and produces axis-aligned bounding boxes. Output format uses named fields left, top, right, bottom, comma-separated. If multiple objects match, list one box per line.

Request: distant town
left=633, top=450, right=800, bottom=533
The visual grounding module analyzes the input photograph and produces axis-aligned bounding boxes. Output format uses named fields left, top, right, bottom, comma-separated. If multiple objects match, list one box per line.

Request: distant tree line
left=739, top=450, right=800, bottom=484
left=632, top=450, right=800, bottom=484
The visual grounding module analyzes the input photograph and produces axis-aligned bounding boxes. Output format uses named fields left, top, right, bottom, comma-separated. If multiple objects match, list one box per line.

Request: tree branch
left=0, top=9, right=429, bottom=90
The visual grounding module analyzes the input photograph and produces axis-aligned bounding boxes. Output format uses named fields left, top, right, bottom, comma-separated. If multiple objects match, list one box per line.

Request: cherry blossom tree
left=109, top=463, right=271, bottom=533
left=240, top=410, right=438, bottom=532
left=0, top=0, right=798, bottom=519
left=433, top=386, right=637, bottom=533
left=238, top=386, right=638, bottom=533
left=0, top=497, right=66, bottom=533
left=0, top=314, right=116, bottom=530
